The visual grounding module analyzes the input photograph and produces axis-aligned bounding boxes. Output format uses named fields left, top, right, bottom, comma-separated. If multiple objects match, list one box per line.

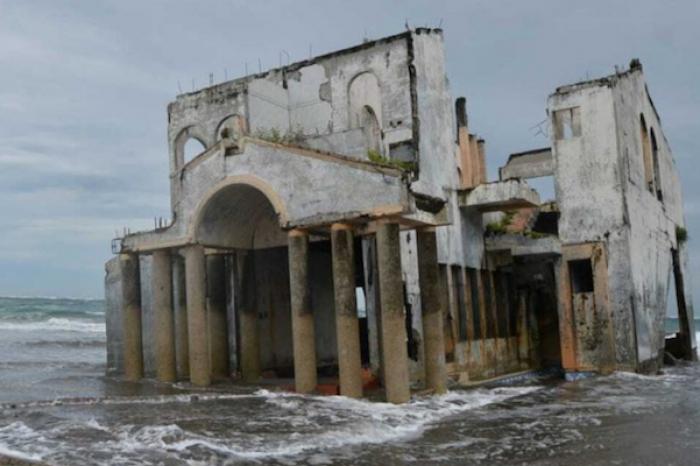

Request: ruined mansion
left=105, top=29, right=696, bottom=403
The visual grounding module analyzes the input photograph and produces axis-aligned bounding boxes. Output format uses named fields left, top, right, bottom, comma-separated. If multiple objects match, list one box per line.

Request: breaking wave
left=0, top=317, right=104, bottom=333
left=0, top=387, right=540, bottom=465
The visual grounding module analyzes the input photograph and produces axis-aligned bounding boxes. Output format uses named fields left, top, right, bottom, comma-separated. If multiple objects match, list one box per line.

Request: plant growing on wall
left=367, top=149, right=417, bottom=172
left=485, top=211, right=516, bottom=236
left=253, top=126, right=305, bottom=145
left=676, top=226, right=689, bottom=244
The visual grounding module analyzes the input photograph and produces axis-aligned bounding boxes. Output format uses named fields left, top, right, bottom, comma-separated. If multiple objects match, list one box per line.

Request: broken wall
left=611, top=69, right=692, bottom=368
left=549, top=81, right=636, bottom=369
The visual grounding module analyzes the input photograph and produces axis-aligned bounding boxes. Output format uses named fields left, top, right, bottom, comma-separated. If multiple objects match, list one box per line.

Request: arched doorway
left=193, top=181, right=339, bottom=384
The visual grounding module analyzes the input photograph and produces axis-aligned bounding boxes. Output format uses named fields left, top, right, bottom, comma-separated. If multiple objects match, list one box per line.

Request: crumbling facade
left=105, top=29, right=696, bottom=403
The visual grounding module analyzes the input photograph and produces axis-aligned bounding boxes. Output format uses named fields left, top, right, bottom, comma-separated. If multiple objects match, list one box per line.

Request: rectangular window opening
left=554, top=107, right=581, bottom=140
left=569, top=259, right=594, bottom=294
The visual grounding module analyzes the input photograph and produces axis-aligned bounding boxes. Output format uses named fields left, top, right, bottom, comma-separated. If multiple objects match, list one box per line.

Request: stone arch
left=348, top=71, right=383, bottom=136
left=191, top=175, right=290, bottom=250
left=360, top=105, right=382, bottom=153
left=174, top=125, right=209, bottom=169
left=215, top=114, right=248, bottom=141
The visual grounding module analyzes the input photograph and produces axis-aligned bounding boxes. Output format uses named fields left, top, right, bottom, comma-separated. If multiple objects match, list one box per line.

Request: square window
left=554, top=107, right=582, bottom=140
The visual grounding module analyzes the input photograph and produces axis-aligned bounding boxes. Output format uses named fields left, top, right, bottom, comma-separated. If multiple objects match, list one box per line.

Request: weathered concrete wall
left=410, top=29, right=460, bottom=200
left=549, top=80, right=635, bottom=369
left=549, top=67, right=693, bottom=371
left=167, top=34, right=414, bottom=166
left=611, top=69, right=688, bottom=368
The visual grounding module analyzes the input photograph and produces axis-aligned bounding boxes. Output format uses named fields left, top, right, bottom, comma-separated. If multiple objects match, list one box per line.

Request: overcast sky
left=0, top=0, right=698, bottom=299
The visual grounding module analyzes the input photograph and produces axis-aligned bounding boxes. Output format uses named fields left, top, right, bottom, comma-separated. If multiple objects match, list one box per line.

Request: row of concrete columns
left=120, top=221, right=447, bottom=403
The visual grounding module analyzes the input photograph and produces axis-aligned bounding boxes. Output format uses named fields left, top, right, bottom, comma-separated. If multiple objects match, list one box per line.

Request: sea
left=0, top=296, right=698, bottom=465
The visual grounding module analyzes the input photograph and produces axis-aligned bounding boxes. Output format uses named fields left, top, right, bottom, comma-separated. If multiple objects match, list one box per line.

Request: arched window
left=348, top=72, right=383, bottom=156
left=216, top=114, right=247, bottom=141
left=360, top=105, right=381, bottom=153
left=650, top=128, right=663, bottom=201
left=639, top=114, right=654, bottom=193
left=183, top=138, right=206, bottom=164
left=174, top=126, right=208, bottom=169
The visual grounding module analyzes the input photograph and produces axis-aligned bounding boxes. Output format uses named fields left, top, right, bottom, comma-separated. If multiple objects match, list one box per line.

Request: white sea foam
left=0, top=317, right=104, bottom=333
left=110, top=387, right=540, bottom=461
left=0, top=386, right=541, bottom=465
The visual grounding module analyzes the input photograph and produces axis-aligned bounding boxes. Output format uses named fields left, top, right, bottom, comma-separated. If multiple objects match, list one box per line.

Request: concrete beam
left=499, top=148, right=553, bottom=180
left=460, top=179, right=540, bottom=212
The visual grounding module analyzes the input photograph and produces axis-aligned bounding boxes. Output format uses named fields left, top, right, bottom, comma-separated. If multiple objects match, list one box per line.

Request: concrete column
left=152, top=249, right=176, bottom=383
left=184, top=245, right=210, bottom=386
left=288, top=229, right=317, bottom=393
left=207, top=254, right=230, bottom=379
left=416, top=227, right=447, bottom=394
left=376, top=222, right=411, bottom=403
left=120, top=253, right=143, bottom=381
left=238, top=250, right=261, bottom=382
left=173, top=253, right=189, bottom=379
left=331, top=224, right=363, bottom=398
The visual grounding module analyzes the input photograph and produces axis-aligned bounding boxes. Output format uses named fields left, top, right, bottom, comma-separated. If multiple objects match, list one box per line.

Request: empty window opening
left=527, top=175, right=556, bottom=204
left=361, top=105, right=382, bottom=154
left=569, top=259, right=594, bottom=294
left=439, top=264, right=455, bottom=362
left=217, top=114, right=247, bottom=141
left=355, top=287, right=366, bottom=318
left=554, top=107, right=581, bottom=140
left=650, top=128, right=663, bottom=202
left=640, top=114, right=654, bottom=193
left=452, top=266, right=468, bottom=342
left=403, top=283, right=419, bottom=361
left=184, top=138, right=206, bottom=164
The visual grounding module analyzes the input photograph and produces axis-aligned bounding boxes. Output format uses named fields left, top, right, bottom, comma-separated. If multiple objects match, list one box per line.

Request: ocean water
left=0, top=297, right=698, bottom=465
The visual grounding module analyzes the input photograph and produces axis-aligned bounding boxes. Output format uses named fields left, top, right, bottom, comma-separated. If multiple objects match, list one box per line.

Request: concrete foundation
left=151, top=250, right=176, bottom=383
left=288, top=230, right=317, bottom=393
left=184, top=245, right=210, bottom=386
left=331, top=224, right=363, bottom=398
left=376, top=222, right=411, bottom=404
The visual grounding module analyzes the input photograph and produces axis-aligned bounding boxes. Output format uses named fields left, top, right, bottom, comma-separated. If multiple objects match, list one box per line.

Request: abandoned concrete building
left=104, top=29, right=696, bottom=403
